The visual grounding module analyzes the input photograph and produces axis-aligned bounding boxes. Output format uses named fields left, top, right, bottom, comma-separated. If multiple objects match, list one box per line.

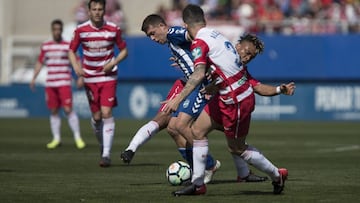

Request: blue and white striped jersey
left=167, top=26, right=194, bottom=80
left=166, top=26, right=209, bottom=117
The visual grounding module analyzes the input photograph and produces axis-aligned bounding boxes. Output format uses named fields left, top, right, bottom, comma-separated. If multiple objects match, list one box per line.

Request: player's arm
left=163, top=64, right=206, bottom=113
left=68, top=29, right=84, bottom=77
left=70, top=55, right=84, bottom=89
left=30, top=60, right=43, bottom=91
left=103, top=47, right=128, bottom=73
left=103, top=27, right=128, bottom=73
left=69, top=50, right=84, bottom=77
left=253, top=82, right=295, bottom=96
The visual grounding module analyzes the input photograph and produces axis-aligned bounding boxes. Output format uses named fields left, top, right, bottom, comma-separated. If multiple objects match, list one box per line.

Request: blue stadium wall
left=1, top=35, right=360, bottom=120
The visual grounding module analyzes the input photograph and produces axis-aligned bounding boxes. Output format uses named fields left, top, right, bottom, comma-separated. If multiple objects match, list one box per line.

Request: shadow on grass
left=113, top=163, right=164, bottom=167
left=237, top=190, right=274, bottom=195
left=130, top=182, right=164, bottom=186
left=0, top=169, right=15, bottom=173
left=210, top=179, right=270, bottom=184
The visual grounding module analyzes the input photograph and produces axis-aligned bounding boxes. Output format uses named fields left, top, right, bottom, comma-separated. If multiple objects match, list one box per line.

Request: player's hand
left=103, top=61, right=115, bottom=73
left=76, top=77, right=84, bottom=89
left=29, top=80, right=36, bottom=92
left=74, top=67, right=85, bottom=77
left=161, top=97, right=180, bottom=114
left=280, top=82, right=296, bottom=95
left=169, top=56, right=180, bottom=68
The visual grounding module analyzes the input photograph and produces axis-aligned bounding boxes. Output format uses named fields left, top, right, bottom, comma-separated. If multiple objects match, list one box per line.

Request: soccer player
left=30, top=19, right=85, bottom=150
left=68, top=0, right=128, bottom=167
left=121, top=14, right=268, bottom=184
left=164, top=4, right=289, bottom=196
left=121, top=14, right=221, bottom=183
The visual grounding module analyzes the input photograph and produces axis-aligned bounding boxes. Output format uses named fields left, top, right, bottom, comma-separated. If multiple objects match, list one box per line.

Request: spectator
left=105, top=0, right=127, bottom=33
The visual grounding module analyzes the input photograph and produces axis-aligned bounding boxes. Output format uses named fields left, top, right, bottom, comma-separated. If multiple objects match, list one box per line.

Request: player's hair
left=88, top=0, right=106, bottom=9
left=51, top=19, right=63, bottom=29
left=239, top=33, right=265, bottom=54
left=182, top=4, right=206, bottom=26
left=141, top=14, right=166, bottom=33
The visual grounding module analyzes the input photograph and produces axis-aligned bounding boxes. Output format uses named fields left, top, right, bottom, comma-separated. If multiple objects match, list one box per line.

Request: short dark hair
left=182, top=4, right=206, bottom=26
left=88, top=0, right=106, bottom=9
left=239, top=33, right=265, bottom=54
left=141, top=14, right=166, bottom=33
left=51, top=19, right=63, bottom=28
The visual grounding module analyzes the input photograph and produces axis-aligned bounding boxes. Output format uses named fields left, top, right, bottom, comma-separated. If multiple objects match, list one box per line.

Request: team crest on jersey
left=192, top=47, right=202, bottom=60
left=183, top=99, right=190, bottom=109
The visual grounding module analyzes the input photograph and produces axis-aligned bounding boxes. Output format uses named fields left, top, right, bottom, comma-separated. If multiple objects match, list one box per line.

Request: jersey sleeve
left=115, top=27, right=126, bottom=50
left=167, top=26, right=188, bottom=45
left=69, top=28, right=81, bottom=52
left=190, top=39, right=209, bottom=68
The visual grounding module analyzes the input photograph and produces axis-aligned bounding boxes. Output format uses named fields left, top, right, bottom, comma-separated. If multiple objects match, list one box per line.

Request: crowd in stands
left=157, top=0, right=360, bottom=35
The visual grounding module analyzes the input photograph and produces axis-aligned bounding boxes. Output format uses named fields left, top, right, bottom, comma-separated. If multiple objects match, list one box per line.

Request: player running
left=69, top=0, right=128, bottom=167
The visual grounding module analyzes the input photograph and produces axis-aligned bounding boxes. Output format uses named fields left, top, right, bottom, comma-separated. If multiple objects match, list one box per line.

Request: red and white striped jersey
left=38, top=40, right=72, bottom=87
left=69, top=20, right=127, bottom=83
left=191, top=27, right=253, bottom=104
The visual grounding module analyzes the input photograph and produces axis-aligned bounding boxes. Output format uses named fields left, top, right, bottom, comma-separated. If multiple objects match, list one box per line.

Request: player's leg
left=121, top=111, right=171, bottom=164
left=98, top=81, right=117, bottom=167
left=61, top=86, right=85, bottom=149
left=46, top=87, right=62, bottom=149
left=227, top=137, right=287, bottom=194
left=98, top=106, right=114, bottom=167
left=121, top=79, right=184, bottom=164
left=232, top=153, right=268, bottom=182
left=100, top=108, right=114, bottom=156
left=84, top=83, right=103, bottom=145
left=91, top=116, right=103, bottom=145
left=169, top=112, right=220, bottom=183
left=85, top=83, right=107, bottom=166
left=226, top=99, right=287, bottom=194
left=170, top=87, right=220, bottom=183
left=172, top=110, right=214, bottom=196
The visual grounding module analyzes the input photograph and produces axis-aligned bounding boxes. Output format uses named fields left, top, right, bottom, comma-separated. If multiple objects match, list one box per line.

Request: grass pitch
left=0, top=119, right=359, bottom=203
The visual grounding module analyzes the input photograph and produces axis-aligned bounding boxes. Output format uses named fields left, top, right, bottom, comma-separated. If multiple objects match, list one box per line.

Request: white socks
left=126, top=120, right=159, bottom=152
left=102, top=117, right=115, bottom=158
left=50, top=115, right=61, bottom=141
left=232, top=154, right=250, bottom=178
left=241, top=145, right=280, bottom=181
left=67, top=111, right=81, bottom=140
left=192, top=139, right=208, bottom=185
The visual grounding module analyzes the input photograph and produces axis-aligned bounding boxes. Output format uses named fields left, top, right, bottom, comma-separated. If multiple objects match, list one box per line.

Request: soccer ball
left=166, top=161, right=192, bottom=186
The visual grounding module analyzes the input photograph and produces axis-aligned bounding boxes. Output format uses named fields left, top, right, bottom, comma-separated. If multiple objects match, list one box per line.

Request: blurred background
left=0, top=0, right=360, bottom=120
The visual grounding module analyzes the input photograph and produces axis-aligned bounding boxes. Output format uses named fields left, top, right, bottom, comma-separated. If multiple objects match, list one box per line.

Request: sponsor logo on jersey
left=108, top=97, right=115, bottom=102
left=224, top=127, right=231, bottom=131
left=183, top=99, right=190, bottom=108
left=192, top=47, right=202, bottom=60
left=238, top=72, right=248, bottom=86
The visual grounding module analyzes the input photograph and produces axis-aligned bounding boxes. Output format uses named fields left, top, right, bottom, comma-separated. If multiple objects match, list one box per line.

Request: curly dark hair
left=239, top=33, right=265, bottom=54
left=88, top=0, right=106, bottom=9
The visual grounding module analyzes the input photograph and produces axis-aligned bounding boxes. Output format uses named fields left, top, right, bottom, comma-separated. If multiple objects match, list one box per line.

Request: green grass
left=0, top=119, right=359, bottom=203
